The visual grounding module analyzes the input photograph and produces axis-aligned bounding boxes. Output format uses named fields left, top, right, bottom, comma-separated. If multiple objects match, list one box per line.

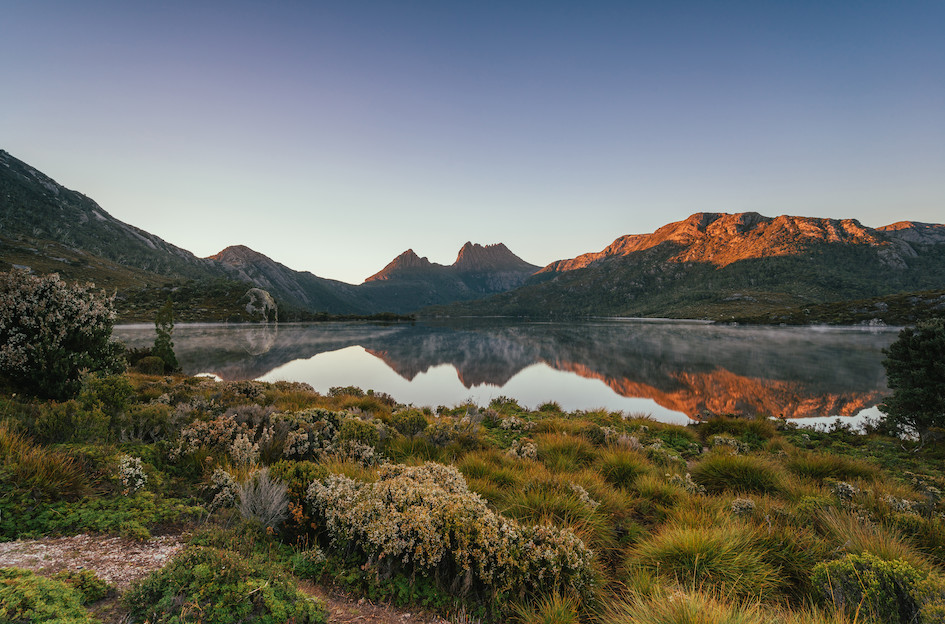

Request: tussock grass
left=0, top=422, right=88, bottom=499
left=698, top=415, right=778, bottom=443
left=595, top=447, right=653, bottom=489
left=690, top=452, right=786, bottom=495
left=818, top=508, right=933, bottom=573
left=535, top=432, right=597, bottom=472
left=513, top=592, right=579, bottom=624
left=603, top=589, right=769, bottom=624
left=630, top=522, right=782, bottom=600
left=785, top=451, right=881, bottom=483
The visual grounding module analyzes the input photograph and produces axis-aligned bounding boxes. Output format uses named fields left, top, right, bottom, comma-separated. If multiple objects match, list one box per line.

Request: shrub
left=237, top=467, right=289, bottom=530
left=51, top=569, right=114, bottom=604
left=880, top=318, right=945, bottom=445
left=307, top=462, right=595, bottom=600
left=631, top=523, right=781, bottom=600
left=123, top=545, right=328, bottom=624
left=812, top=552, right=943, bottom=624
left=152, top=298, right=180, bottom=373
left=0, top=567, right=94, bottom=624
left=0, top=269, right=124, bottom=399
left=390, top=409, right=429, bottom=437
left=690, top=453, right=785, bottom=495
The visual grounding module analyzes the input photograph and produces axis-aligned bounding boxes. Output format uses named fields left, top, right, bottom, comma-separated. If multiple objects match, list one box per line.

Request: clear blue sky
left=2, top=1, right=943, bottom=284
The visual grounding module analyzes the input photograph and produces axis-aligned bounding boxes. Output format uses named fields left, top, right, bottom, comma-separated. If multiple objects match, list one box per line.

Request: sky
left=2, top=1, right=943, bottom=284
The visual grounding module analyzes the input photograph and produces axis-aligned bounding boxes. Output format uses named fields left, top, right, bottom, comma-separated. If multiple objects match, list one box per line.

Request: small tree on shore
left=0, top=270, right=124, bottom=399
left=153, top=298, right=179, bottom=373
left=880, top=318, right=945, bottom=447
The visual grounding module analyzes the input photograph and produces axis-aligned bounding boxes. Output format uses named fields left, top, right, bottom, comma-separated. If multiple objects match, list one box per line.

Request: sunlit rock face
left=539, top=212, right=932, bottom=274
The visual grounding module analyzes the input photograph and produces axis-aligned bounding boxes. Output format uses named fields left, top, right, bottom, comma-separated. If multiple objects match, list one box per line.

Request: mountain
left=0, top=149, right=221, bottom=280
left=359, top=242, right=539, bottom=313
left=430, top=212, right=945, bottom=320
left=208, top=245, right=370, bottom=315
left=0, top=149, right=539, bottom=318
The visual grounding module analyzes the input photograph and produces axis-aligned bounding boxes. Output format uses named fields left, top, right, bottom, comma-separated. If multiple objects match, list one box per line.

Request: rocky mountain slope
left=432, top=212, right=945, bottom=320
left=0, top=150, right=538, bottom=317
left=358, top=242, right=539, bottom=313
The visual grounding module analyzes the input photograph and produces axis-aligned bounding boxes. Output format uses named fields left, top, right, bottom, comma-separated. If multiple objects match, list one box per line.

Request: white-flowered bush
left=709, top=434, right=751, bottom=455
left=830, top=480, right=860, bottom=501
left=500, top=416, right=534, bottom=431
left=306, top=462, right=594, bottom=598
left=209, top=468, right=238, bottom=509
left=117, top=454, right=147, bottom=495
left=0, top=270, right=124, bottom=399
left=168, top=414, right=246, bottom=461
left=668, top=472, right=706, bottom=495
left=731, top=498, right=756, bottom=516
left=569, top=482, right=601, bottom=510
left=507, top=439, right=538, bottom=460
left=229, top=432, right=260, bottom=466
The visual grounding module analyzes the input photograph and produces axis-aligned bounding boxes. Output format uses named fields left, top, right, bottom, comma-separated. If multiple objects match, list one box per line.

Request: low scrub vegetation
left=1, top=370, right=944, bottom=623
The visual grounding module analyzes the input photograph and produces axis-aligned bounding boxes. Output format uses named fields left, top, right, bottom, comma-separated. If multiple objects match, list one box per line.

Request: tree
left=152, top=298, right=179, bottom=373
left=0, top=270, right=124, bottom=399
left=880, top=318, right=945, bottom=446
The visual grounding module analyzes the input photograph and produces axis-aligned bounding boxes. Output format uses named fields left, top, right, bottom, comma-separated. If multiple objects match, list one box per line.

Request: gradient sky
left=2, top=1, right=943, bottom=284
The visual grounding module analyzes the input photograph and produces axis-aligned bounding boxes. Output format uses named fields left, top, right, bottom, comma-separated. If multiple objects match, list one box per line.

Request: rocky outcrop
left=241, top=287, right=278, bottom=322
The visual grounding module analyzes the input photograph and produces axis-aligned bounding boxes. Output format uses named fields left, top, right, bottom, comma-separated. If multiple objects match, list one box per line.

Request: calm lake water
left=114, top=319, right=899, bottom=424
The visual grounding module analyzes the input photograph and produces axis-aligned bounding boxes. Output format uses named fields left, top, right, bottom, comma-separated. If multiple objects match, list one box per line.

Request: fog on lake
left=114, top=319, right=898, bottom=424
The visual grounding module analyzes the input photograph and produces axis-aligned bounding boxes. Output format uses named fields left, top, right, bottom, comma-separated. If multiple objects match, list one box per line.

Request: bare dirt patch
left=0, top=532, right=185, bottom=589
left=301, top=582, right=451, bottom=624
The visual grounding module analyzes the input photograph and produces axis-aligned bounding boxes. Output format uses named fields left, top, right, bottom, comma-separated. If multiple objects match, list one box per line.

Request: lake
left=114, top=319, right=899, bottom=425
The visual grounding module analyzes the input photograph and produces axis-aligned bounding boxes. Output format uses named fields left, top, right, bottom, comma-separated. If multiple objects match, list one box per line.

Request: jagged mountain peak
left=453, top=242, right=538, bottom=273
left=364, top=249, right=438, bottom=282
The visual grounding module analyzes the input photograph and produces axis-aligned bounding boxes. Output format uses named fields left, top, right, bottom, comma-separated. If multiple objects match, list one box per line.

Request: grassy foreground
left=2, top=373, right=945, bottom=623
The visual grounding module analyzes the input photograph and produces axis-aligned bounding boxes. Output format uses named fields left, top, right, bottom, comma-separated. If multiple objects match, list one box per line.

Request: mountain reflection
left=115, top=319, right=896, bottom=419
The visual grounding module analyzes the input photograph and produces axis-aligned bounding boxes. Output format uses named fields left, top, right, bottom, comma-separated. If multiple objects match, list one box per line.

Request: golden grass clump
left=629, top=522, right=782, bottom=601
left=0, top=421, right=88, bottom=499
left=690, top=452, right=786, bottom=495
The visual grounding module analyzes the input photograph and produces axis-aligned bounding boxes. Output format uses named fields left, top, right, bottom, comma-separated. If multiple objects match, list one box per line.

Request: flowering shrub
left=0, top=270, right=124, bottom=399
left=209, top=468, right=238, bottom=509
left=117, top=454, right=147, bottom=495
left=306, top=462, right=594, bottom=599
left=508, top=439, right=538, bottom=460
left=731, top=498, right=756, bottom=516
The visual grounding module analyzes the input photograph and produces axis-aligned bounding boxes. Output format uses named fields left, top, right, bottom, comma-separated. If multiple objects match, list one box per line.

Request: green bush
left=51, top=569, right=114, bottom=604
left=123, top=545, right=328, bottom=624
left=0, top=567, right=95, bottom=624
left=0, top=270, right=125, bottom=400
left=690, top=453, right=785, bottom=495
left=812, top=552, right=944, bottom=624
left=390, top=409, right=429, bottom=437
left=33, top=400, right=109, bottom=444
left=135, top=356, right=165, bottom=375
left=880, top=318, right=945, bottom=444
left=338, top=417, right=380, bottom=446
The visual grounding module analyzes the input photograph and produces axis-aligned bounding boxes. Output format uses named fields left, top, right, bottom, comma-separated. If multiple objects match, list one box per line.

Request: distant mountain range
left=431, top=212, right=945, bottom=320
left=0, top=149, right=538, bottom=318
left=3, top=148, right=944, bottom=322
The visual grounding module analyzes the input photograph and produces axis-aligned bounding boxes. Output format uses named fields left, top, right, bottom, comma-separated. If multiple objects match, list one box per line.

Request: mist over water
left=115, top=319, right=897, bottom=424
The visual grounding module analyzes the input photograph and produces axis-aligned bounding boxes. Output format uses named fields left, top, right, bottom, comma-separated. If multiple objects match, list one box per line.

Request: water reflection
left=114, top=319, right=897, bottom=420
